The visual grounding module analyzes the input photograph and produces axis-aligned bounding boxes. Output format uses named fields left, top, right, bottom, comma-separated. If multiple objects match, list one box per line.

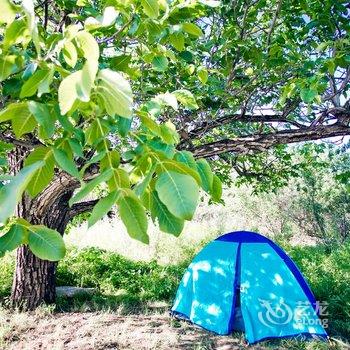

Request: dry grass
left=0, top=309, right=249, bottom=350
left=1, top=308, right=345, bottom=350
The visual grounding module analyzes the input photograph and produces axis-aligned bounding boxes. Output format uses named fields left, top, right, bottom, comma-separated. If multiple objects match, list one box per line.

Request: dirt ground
left=0, top=311, right=274, bottom=350
left=1, top=311, right=347, bottom=350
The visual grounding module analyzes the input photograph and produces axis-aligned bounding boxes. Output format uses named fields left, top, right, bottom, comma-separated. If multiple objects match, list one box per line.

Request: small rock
left=56, top=286, right=97, bottom=298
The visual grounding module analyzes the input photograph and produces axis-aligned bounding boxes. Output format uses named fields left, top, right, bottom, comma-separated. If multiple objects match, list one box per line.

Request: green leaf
left=11, top=109, right=37, bottom=138
left=210, top=174, right=222, bottom=202
left=198, top=67, right=208, bottom=84
left=157, top=159, right=201, bottom=185
left=0, top=161, right=43, bottom=223
left=3, top=19, right=28, bottom=51
left=85, top=6, right=118, bottom=30
left=182, top=23, right=203, bottom=37
left=0, top=0, right=19, bottom=24
left=96, top=69, right=133, bottom=118
left=0, top=102, right=29, bottom=122
left=68, top=138, right=84, bottom=157
left=173, top=89, right=198, bottom=109
left=118, top=191, right=149, bottom=243
left=24, top=147, right=54, bottom=197
left=151, top=190, right=184, bottom=236
left=149, top=140, right=175, bottom=159
left=100, top=150, right=121, bottom=171
left=155, top=92, right=178, bottom=110
left=111, top=55, right=131, bottom=72
left=141, top=0, right=159, bottom=18
left=22, top=0, right=40, bottom=55
left=58, top=70, right=81, bottom=115
left=79, top=151, right=106, bottom=176
left=28, top=225, right=66, bottom=261
left=77, top=59, right=98, bottom=102
left=152, top=56, right=168, bottom=72
left=62, top=41, right=78, bottom=68
left=107, top=169, right=130, bottom=191
left=28, top=101, right=56, bottom=138
left=169, top=32, right=185, bottom=51
left=69, top=169, right=114, bottom=206
left=175, top=151, right=197, bottom=169
left=20, top=69, right=51, bottom=98
left=75, top=30, right=99, bottom=63
left=155, top=170, right=199, bottom=220
left=196, top=158, right=213, bottom=192
left=37, top=67, right=54, bottom=97
left=88, top=191, right=120, bottom=227
left=53, top=148, right=81, bottom=179
left=0, top=55, right=19, bottom=82
left=135, top=163, right=157, bottom=196
left=138, top=112, right=161, bottom=136
left=300, top=88, right=317, bottom=103
left=118, top=116, right=132, bottom=137
left=86, top=118, right=109, bottom=145
left=0, top=224, right=25, bottom=254
left=58, top=60, right=98, bottom=115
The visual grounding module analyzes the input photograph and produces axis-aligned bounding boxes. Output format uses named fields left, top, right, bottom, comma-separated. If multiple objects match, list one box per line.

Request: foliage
left=0, top=0, right=348, bottom=265
left=287, top=145, right=349, bottom=243
left=56, top=248, right=188, bottom=304
left=0, top=0, right=222, bottom=261
left=285, top=242, right=350, bottom=340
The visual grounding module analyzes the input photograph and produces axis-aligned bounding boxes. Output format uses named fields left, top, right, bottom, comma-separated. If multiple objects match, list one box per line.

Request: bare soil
left=1, top=312, right=266, bottom=350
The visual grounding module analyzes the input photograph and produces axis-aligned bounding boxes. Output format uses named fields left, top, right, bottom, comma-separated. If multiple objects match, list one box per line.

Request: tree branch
left=0, top=132, right=41, bottom=149
left=186, top=113, right=307, bottom=140
left=68, top=199, right=99, bottom=219
left=266, top=0, right=283, bottom=47
left=190, top=122, right=350, bottom=158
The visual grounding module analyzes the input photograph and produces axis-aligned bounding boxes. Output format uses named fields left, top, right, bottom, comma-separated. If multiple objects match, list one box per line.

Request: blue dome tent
left=171, top=231, right=328, bottom=344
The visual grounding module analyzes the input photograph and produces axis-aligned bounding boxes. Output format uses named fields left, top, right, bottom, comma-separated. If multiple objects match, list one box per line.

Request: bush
left=57, top=248, right=188, bottom=303
left=283, top=242, right=350, bottom=339
left=0, top=253, right=14, bottom=300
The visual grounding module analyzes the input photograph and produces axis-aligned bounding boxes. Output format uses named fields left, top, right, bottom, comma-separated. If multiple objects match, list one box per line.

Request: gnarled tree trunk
left=11, top=247, right=58, bottom=309
left=9, top=147, right=77, bottom=309
left=11, top=192, right=72, bottom=309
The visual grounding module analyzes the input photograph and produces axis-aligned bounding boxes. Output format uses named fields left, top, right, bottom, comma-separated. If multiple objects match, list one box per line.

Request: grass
left=55, top=247, right=189, bottom=311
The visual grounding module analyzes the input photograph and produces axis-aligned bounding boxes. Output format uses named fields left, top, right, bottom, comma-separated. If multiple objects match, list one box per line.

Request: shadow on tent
left=171, top=231, right=328, bottom=345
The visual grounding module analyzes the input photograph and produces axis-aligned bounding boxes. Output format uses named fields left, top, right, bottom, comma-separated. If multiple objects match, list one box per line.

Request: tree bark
left=11, top=247, right=58, bottom=309
left=10, top=189, right=74, bottom=309
left=8, top=147, right=76, bottom=310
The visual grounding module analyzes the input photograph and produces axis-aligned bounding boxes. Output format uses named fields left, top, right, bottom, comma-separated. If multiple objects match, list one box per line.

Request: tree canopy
left=0, top=0, right=349, bottom=262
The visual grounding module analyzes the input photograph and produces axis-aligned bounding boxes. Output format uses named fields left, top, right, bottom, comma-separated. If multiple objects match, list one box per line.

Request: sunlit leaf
left=88, top=191, right=120, bottom=227
left=118, top=190, right=149, bottom=243
left=24, top=147, right=54, bottom=197
left=0, top=224, right=26, bottom=254
left=141, top=0, right=159, bottom=18
left=28, top=225, right=66, bottom=261
left=96, top=69, right=133, bottom=118
left=0, top=161, right=43, bottom=223
left=155, top=170, right=199, bottom=220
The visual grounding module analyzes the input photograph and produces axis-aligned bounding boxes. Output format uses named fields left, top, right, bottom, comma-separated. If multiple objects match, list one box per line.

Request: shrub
left=57, top=248, right=188, bottom=303
left=283, top=242, right=350, bottom=339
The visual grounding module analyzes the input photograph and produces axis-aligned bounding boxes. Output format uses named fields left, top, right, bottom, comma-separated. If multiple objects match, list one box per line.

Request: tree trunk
left=10, top=191, right=73, bottom=309
left=8, top=147, right=76, bottom=309
left=11, top=246, right=58, bottom=309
